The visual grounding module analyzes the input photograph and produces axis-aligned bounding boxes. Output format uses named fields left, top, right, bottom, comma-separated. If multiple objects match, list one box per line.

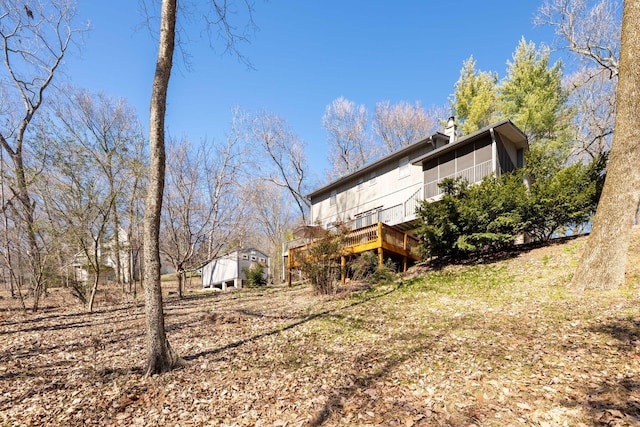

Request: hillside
left=1, top=228, right=640, bottom=426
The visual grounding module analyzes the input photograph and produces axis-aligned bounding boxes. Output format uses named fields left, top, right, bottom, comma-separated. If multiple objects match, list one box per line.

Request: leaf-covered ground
left=1, top=229, right=640, bottom=426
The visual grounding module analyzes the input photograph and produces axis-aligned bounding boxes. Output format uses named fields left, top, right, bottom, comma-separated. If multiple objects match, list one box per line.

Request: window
left=398, top=156, right=410, bottom=178
left=242, top=254, right=249, bottom=260
left=330, top=191, right=337, bottom=206
left=251, top=256, right=257, bottom=261
left=259, top=257, right=266, bottom=263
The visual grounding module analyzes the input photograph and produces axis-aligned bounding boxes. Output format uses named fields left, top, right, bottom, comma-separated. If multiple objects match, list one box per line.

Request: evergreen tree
left=452, top=56, right=499, bottom=135
left=499, top=38, right=574, bottom=160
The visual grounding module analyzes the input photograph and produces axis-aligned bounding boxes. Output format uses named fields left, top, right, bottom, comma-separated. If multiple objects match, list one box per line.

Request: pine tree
left=499, top=38, right=573, bottom=159
left=452, top=56, right=499, bottom=135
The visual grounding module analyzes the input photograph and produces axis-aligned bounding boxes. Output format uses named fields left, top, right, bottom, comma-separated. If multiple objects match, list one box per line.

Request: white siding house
left=201, top=248, right=270, bottom=290
left=307, top=119, right=528, bottom=232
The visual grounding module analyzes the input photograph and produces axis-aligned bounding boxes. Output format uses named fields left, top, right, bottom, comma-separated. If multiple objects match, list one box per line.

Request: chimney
left=444, top=116, right=457, bottom=143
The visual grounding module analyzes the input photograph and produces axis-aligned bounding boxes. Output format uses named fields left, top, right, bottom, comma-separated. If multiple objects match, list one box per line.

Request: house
left=307, top=118, right=528, bottom=232
left=201, top=248, right=270, bottom=290
left=285, top=118, right=528, bottom=285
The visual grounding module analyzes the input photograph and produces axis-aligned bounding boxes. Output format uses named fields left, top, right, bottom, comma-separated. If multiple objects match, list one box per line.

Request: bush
left=349, top=252, right=397, bottom=284
left=522, top=149, right=607, bottom=241
left=417, top=174, right=526, bottom=259
left=416, top=153, right=606, bottom=260
left=296, top=226, right=347, bottom=295
left=243, top=263, right=267, bottom=287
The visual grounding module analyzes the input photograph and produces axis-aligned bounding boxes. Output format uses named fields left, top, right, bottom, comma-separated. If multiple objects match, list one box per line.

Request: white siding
left=310, top=160, right=423, bottom=229
left=202, top=255, right=237, bottom=287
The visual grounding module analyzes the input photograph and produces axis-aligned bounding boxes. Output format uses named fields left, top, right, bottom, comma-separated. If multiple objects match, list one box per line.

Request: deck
left=287, top=222, right=421, bottom=285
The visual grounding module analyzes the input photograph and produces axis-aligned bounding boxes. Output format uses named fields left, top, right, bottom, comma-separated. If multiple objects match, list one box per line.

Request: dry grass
left=1, top=228, right=640, bottom=426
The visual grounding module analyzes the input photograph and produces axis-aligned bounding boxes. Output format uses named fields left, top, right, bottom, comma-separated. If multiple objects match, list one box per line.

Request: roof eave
left=306, top=132, right=447, bottom=199
left=412, top=119, right=528, bottom=165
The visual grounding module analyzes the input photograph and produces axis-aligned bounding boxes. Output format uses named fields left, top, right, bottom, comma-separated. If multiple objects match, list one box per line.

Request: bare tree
left=120, top=128, right=148, bottom=294
left=323, top=97, right=376, bottom=180
left=566, top=66, right=616, bottom=160
left=203, top=110, right=249, bottom=259
left=571, top=0, right=640, bottom=291
left=251, top=111, right=311, bottom=224
left=0, top=0, right=86, bottom=311
left=242, top=179, right=296, bottom=283
left=54, top=88, right=146, bottom=286
left=535, top=0, right=621, bottom=78
left=535, top=0, right=621, bottom=161
left=39, top=151, right=115, bottom=312
left=161, top=134, right=245, bottom=297
left=143, top=0, right=256, bottom=375
left=143, top=0, right=183, bottom=375
left=373, top=101, right=438, bottom=153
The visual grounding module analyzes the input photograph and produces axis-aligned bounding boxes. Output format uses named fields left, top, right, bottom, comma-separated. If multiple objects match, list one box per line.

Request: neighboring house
left=201, top=248, right=270, bottom=290
left=307, top=118, right=528, bottom=232
left=70, top=228, right=132, bottom=286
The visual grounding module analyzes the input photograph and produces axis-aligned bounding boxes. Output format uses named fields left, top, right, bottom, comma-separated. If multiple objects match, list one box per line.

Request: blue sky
left=65, top=0, right=563, bottom=182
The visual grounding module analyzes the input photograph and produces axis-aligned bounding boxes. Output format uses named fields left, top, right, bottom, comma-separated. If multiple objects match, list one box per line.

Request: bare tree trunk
left=571, top=1, right=640, bottom=291
left=88, top=272, right=100, bottom=312
left=177, top=269, right=184, bottom=298
left=143, top=0, right=183, bottom=375
left=112, top=197, right=123, bottom=285
left=0, top=1, right=82, bottom=312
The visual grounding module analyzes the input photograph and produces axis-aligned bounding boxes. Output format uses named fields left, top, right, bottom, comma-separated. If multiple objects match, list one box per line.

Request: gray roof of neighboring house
left=201, top=247, right=270, bottom=267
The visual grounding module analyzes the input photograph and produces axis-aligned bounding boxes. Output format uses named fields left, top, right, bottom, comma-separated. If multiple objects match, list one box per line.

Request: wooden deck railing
left=287, top=222, right=421, bottom=285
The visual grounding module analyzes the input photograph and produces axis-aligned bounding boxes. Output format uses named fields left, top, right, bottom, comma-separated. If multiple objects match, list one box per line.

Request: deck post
left=377, top=222, right=384, bottom=267
left=287, top=251, right=292, bottom=287
left=403, top=233, right=408, bottom=271
left=341, top=256, right=346, bottom=284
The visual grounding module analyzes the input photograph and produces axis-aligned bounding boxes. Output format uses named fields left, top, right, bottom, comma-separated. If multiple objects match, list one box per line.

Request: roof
left=412, top=119, right=528, bottom=166
left=307, top=119, right=528, bottom=199
left=201, top=247, right=270, bottom=266
left=306, top=132, right=450, bottom=199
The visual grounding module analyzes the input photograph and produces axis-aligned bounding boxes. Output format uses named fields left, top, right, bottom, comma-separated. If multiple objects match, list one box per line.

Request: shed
left=201, top=248, right=270, bottom=290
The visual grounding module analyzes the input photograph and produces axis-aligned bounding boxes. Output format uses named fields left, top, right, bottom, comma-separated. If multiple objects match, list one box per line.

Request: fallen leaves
left=1, top=232, right=640, bottom=425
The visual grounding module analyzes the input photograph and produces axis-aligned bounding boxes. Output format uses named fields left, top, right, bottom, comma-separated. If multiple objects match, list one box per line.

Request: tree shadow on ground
left=306, top=349, right=412, bottom=426
left=589, top=316, right=640, bottom=352
left=183, top=285, right=398, bottom=362
left=559, top=317, right=640, bottom=425
left=561, top=375, right=640, bottom=426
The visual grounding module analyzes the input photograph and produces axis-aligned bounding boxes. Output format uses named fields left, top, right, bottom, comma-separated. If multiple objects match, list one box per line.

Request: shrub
left=349, top=252, right=397, bottom=284
left=296, top=226, right=347, bottom=295
left=417, top=174, right=526, bottom=259
left=416, top=153, right=607, bottom=261
left=243, top=263, right=267, bottom=287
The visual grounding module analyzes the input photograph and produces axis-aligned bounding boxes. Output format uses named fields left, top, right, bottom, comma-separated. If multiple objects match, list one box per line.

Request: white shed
left=201, top=248, right=270, bottom=290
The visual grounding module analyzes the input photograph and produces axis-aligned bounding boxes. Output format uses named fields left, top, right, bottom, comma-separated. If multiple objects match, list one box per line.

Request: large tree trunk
left=143, top=0, right=183, bottom=375
left=571, top=1, right=640, bottom=291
